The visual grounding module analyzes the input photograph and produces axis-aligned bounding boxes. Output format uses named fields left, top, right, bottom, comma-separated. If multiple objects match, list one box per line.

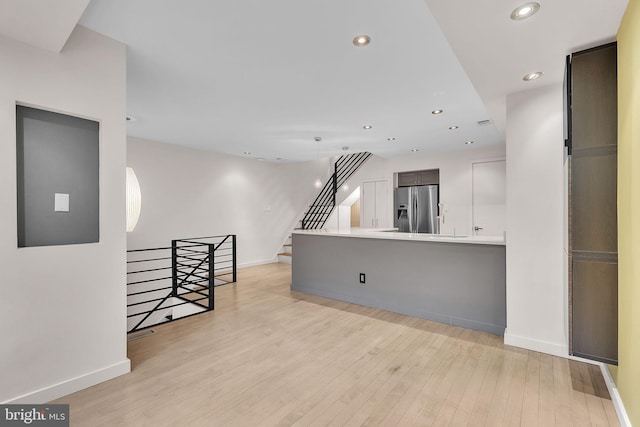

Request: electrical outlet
left=359, top=273, right=366, bottom=284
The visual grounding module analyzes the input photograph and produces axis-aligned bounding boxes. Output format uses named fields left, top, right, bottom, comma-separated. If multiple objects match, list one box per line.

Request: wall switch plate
left=54, top=193, right=70, bottom=212
left=359, top=273, right=366, bottom=284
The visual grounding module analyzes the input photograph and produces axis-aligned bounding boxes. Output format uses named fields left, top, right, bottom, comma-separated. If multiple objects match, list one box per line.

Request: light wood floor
left=54, top=263, right=619, bottom=426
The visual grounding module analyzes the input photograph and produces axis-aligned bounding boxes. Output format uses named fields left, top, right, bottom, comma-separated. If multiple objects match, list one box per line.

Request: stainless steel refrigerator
left=394, top=185, right=439, bottom=233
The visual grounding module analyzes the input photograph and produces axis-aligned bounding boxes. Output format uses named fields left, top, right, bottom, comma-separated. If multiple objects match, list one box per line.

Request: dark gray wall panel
left=572, top=259, right=618, bottom=364
left=569, top=43, right=618, bottom=364
left=17, top=106, right=99, bottom=247
left=291, top=234, right=506, bottom=335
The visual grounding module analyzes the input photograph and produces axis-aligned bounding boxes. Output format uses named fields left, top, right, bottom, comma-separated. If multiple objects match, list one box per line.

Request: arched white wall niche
left=126, top=167, right=141, bottom=232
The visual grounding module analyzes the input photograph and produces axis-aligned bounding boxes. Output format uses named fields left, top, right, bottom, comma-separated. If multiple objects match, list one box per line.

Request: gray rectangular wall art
left=16, top=105, right=99, bottom=247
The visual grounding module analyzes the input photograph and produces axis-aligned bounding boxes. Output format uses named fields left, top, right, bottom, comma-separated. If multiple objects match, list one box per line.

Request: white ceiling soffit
left=424, top=0, right=628, bottom=136
left=79, top=0, right=504, bottom=162
left=0, top=0, right=91, bottom=52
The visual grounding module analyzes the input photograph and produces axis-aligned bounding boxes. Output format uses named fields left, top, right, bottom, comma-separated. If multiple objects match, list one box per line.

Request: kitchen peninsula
left=291, top=228, right=506, bottom=335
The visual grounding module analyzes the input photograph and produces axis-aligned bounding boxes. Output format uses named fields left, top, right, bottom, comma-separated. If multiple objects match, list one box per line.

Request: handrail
left=126, top=234, right=237, bottom=333
left=301, top=152, right=372, bottom=229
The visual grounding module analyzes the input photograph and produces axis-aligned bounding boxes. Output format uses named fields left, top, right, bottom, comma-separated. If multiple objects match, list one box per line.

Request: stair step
left=278, top=252, right=292, bottom=257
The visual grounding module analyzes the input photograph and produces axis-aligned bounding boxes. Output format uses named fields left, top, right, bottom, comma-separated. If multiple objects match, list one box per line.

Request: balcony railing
left=126, top=235, right=236, bottom=333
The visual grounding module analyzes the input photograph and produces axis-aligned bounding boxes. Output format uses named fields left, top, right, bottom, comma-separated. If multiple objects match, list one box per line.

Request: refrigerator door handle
left=411, top=190, right=420, bottom=233
left=410, top=190, right=414, bottom=232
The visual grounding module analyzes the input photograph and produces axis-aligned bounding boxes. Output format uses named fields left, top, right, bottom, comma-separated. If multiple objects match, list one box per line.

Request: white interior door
left=374, top=180, right=389, bottom=228
left=472, top=160, right=506, bottom=236
left=361, top=181, right=376, bottom=228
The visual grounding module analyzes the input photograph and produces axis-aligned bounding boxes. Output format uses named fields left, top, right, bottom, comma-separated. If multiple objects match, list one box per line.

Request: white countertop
left=293, top=227, right=505, bottom=246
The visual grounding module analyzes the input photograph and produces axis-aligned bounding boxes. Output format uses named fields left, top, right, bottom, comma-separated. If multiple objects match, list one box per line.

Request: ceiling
left=425, top=0, right=628, bottom=136
left=0, top=0, right=90, bottom=52
left=0, top=0, right=629, bottom=162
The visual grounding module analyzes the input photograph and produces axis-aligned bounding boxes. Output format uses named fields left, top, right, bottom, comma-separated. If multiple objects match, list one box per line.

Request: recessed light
left=523, top=71, right=543, bottom=81
left=387, top=137, right=396, bottom=141
left=243, top=151, right=251, bottom=155
left=276, top=157, right=286, bottom=161
left=363, top=125, right=373, bottom=130
left=510, top=2, right=540, bottom=20
left=353, top=35, right=371, bottom=47
left=411, top=149, right=419, bottom=152
left=465, top=141, right=474, bottom=145
left=432, top=109, right=444, bottom=115
left=448, top=126, right=459, bottom=130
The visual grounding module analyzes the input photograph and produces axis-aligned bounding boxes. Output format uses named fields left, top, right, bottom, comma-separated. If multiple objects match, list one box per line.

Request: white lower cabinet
left=362, top=180, right=389, bottom=229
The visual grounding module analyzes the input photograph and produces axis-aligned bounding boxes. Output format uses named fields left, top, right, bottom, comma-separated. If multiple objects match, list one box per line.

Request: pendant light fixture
left=314, top=137, right=322, bottom=188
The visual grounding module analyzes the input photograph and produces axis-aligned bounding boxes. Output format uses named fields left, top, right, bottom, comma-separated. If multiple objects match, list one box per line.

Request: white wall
left=505, top=84, right=567, bottom=356
left=127, top=137, right=324, bottom=266
left=0, top=26, right=129, bottom=403
left=387, top=146, right=506, bottom=236
left=328, top=145, right=506, bottom=236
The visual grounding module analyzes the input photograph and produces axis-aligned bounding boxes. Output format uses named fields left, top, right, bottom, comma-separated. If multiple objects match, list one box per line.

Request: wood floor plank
left=372, top=325, right=451, bottom=426
left=552, top=356, right=575, bottom=427
left=580, top=363, right=614, bottom=427
left=447, top=331, right=497, bottom=427
left=538, top=353, right=556, bottom=427
left=398, top=327, right=478, bottom=425
left=342, top=322, right=447, bottom=426
left=433, top=330, right=490, bottom=427
left=503, top=346, right=529, bottom=426
left=484, top=345, right=518, bottom=426
left=569, top=360, right=597, bottom=427
left=290, top=321, right=421, bottom=426
left=49, top=263, right=619, bottom=427
left=466, top=337, right=505, bottom=426
left=520, top=350, right=541, bottom=427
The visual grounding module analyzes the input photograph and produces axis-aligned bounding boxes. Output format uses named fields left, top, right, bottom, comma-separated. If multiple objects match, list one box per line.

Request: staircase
left=301, top=151, right=372, bottom=230
left=277, top=152, right=372, bottom=263
left=278, top=235, right=293, bottom=264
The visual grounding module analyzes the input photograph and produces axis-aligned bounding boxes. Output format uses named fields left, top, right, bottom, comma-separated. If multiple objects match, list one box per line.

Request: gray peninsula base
left=291, top=234, right=506, bottom=336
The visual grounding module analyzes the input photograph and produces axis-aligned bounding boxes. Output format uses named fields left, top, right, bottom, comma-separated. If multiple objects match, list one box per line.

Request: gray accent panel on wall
left=17, top=106, right=99, bottom=247
left=291, top=234, right=506, bottom=335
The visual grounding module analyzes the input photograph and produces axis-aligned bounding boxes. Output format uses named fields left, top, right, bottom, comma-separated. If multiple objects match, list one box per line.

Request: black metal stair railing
left=301, top=152, right=372, bottom=229
left=126, top=235, right=236, bottom=333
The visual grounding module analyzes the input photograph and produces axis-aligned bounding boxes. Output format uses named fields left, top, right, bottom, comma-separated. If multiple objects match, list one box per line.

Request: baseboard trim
left=3, top=359, right=131, bottom=404
left=237, top=257, right=277, bottom=269
left=504, top=335, right=631, bottom=427
left=598, top=362, right=632, bottom=427
left=503, top=331, right=568, bottom=357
